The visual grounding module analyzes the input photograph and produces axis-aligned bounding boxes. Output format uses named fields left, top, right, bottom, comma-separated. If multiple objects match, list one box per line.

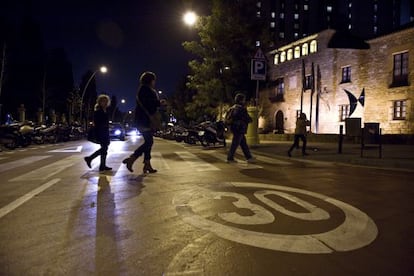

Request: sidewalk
left=251, top=140, right=414, bottom=171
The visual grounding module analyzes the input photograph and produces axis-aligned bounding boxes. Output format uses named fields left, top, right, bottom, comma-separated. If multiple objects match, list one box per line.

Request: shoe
left=99, top=166, right=112, bottom=171
left=246, top=157, right=257, bottom=163
left=287, top=151, right=292, bottom=157
left=122, top=156, right=137, bottom=172
left=226, top=159, right=238, bottom=163
left=84, top=157, right=92, bottom=168
left=143, top=160, right=157, bottom=174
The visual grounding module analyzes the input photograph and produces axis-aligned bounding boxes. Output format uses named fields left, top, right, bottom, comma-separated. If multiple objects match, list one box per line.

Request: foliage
left=182, top=0, right=270, bottom=121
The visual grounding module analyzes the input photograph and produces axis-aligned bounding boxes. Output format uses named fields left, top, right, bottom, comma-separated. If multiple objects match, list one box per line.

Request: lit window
left=339, top=105, right=350, bottom=121
left=294, top=13, right=299, bottom=19
left=279, top=32, right=285, bottom=39
left=274, top=54, right=279, bottom=65
left=256, top=40, right=261, bottom=47
left=304, top=4, right=309, bottom=10
left=294, top=33, right=299, bottom=38
left=270, top=22, right=275, bottom=28
left=349, top=2, right=352, bottom=8
left=349, top=13, right=352, bottom=19
left=392, top=52, right=409, bottom=86
left=280, top=51, right=286, bottom=62
left=374, top=26, right=378, bottom=33
left=280, top=13, right=285, bottom=19
left=310, top=40, right=317, bottom=53
left=271, top=12, right=276, bottom=18
left=348, top=24, right=352, bottom=30
left=327, top=6, right=332, bottom=12
left=341, top=66, right=351, bottom=83
left=393, top=100, right=407, bottom=120
left=257, top=1, right=261, bottom=8
left=294, top=46, right=300, bottom=58
left=287, top=49, right=293, bottom=60
left=276, top=78, right=284, bottom=97
left=302, top=43, right=309, bottom=55
left=256, top=11, right=261, bottom=18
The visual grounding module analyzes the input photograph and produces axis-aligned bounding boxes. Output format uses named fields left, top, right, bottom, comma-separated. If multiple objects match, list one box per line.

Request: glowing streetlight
left=183, top=11, right=198, bottom=26
left=80, top=66, right=108, bottom=124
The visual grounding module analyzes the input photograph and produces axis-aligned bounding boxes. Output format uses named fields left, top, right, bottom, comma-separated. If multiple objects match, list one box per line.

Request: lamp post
left=79, top=66, right=107, bottom=125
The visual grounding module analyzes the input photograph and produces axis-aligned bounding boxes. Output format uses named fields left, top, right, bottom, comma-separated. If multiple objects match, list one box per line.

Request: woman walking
left=288, top=112, right=310, bottom=157
left=84, top=94, right=112, bottom=171
left=123, top=72, right=161, bottom=173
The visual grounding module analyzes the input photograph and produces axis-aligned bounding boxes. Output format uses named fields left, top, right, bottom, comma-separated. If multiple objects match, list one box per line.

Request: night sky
left=2, top=0, right=210, bottom=112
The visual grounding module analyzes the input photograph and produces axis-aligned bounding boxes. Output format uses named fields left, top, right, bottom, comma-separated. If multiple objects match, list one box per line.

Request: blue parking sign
left=251, top=59, right=266, bottom=80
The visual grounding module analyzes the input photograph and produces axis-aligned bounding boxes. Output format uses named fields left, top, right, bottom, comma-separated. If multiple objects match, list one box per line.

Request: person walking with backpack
left=226, top=93, right=255, bottom=163
left=84, top=94, right=112, bottom=172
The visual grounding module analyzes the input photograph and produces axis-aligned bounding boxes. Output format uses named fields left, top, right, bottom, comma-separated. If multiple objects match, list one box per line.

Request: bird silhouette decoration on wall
left=344, top=88, right=365, bottom=116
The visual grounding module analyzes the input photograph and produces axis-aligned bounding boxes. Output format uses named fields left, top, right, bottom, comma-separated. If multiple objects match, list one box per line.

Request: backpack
left=224, top=107, right=234, bottom=126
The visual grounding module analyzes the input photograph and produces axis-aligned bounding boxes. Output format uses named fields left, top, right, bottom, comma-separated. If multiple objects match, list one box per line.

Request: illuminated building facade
left=261, top=25, right=414, bottom=134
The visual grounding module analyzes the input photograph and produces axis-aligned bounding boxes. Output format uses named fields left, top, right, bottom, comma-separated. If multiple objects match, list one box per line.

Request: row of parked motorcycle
left=0, top=121, right=85, bottom=150
left=155, top=121, right=227, bottom=148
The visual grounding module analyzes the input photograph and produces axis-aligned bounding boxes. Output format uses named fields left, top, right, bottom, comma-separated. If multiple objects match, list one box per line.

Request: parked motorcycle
left=197, top=121, right=226, bottom=148
left=0, top=122, right=34, bottom=149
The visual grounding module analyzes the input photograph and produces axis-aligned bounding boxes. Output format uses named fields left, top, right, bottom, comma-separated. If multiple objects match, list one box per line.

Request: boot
left=122, top=155, right=137, bottom=172
left=84, top=156, right=92, bottom=168
left=143, top=160, right=157, bottom=174
left=99, top=154, right=112, bottom=171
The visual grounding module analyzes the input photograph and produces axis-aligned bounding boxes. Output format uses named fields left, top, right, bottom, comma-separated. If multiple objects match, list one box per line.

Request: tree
left=79, top=70, right=97, bottom=123
left=183, top=0, right=269, bottom=120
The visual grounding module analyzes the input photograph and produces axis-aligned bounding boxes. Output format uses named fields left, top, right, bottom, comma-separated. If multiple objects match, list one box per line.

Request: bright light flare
left=100, top=66, right=108, bottom=73
left=183, top=11, right=197, bottom=26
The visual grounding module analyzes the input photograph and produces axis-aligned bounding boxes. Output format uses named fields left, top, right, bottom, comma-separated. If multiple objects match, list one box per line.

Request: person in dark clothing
left=226, top=93, right=255, bottom=163
left=122, top=71, right=161, bottom=173
left=288, top=112, right=310, bottom=157
left=84, top=94, right=112, bottom=171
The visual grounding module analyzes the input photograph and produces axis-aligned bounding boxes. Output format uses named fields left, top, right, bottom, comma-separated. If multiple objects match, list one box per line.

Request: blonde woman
left=84, top=94, right=112, bottom=171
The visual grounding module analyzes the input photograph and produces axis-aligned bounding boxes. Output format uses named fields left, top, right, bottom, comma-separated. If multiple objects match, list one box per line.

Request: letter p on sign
left=251, top=59, right=266, bottom=80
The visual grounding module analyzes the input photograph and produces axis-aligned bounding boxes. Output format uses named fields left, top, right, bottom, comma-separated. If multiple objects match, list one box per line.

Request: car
left=125, top=127, right=140, bottom=136
left=109, top=122, right=125, bottom=141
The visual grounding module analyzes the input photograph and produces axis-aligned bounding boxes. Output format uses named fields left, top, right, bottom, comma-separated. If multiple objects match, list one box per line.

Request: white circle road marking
left=173, top=182, right=378, bottom=254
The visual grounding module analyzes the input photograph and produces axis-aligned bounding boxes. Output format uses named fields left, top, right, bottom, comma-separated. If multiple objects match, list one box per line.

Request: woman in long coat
left=84, top=94, right=112, bottom=171
left=123, top=71, right=160, bottom=173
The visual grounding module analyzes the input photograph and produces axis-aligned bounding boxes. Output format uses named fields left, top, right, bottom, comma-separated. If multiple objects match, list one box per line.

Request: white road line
left=48, top=145, right=83, bottom=153
left=0, top=156, right=51, bottom=173
left=151, top=151, right=171, bottom=170
left=204, top=150, right=264, bottom=169
left=0, top=178, right=61, bottom=219
left=175, top=151, right=220, bottom=172
left=9, top=155, right=79, bottom=182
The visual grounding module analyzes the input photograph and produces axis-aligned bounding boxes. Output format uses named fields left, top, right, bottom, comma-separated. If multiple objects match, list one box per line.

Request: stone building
left=261, top=24, right=414, bottom=135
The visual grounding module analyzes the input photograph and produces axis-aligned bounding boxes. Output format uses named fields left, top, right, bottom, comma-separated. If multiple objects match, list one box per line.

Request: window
left=269, top=78, right=284, bottom=102
left=304, top=4, right=308, bottom=10
left=327, top=6, right=332, bottom=12
left=280, top=51, right=286, bottom=62
left=280, top=13, right=285, bottom=19
left=287, top=49, right=293, bottom=60
left=392, top=52, right=409, bottom=86
left=341, top=66, right=351, bottom=83
left=305, top=75, right=313, bottom=90
left=348, top=24, right=352, bottom=30
left=310, top=40, right=317, bottom=53
left=274, top=54, right=279, bottom=65
left=271, top=12, right=276, bottom=18
left=270, top=22, right=276, bottom=28
left=294, top=23, right=299, bottom=29
left=294, top=13, right=299, bottom=19
left=393, top=100, right=406, bottom=120
left=339, top=105, right=350, bottom=121
left=302, top=43, right=309, bottom=56
left=294, top=46, right=301, bottom=58
left=294, top=32, right=299, bottom=38
left=279, top=32, right=285, bottom=39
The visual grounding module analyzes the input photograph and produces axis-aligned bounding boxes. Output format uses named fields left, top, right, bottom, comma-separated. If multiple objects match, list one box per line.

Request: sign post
left=247, top=48, right=266, bottom=146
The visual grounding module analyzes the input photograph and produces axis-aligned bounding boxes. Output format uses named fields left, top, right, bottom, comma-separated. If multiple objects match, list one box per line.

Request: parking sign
left=251, top=48, right=266, bottom=80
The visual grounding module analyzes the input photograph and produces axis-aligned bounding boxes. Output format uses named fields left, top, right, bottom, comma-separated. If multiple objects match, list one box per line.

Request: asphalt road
left=0, top=137, right=413, bottom=275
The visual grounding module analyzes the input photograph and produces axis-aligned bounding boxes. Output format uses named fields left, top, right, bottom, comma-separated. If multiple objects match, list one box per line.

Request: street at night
left=1, top=137, right=413, bottom=275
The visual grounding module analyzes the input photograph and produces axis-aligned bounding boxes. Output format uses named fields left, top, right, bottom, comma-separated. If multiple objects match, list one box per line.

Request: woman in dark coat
left=84, top=94, right=112, bottom=171
left=123, top=71, right=160, bottom=173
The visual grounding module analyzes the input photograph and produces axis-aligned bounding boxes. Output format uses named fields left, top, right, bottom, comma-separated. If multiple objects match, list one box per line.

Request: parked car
left=109, top=122, right=125, bottom=141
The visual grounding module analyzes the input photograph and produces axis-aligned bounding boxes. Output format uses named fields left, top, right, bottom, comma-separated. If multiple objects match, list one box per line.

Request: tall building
left=256, top=0, right=414, bottom=47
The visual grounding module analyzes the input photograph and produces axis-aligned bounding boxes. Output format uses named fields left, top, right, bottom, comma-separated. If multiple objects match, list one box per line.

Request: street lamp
left=112, top=98, right=126, bottom=121
left=79, top=66, right=107, bottom=125
left=183, top=11, right=198, bottom=26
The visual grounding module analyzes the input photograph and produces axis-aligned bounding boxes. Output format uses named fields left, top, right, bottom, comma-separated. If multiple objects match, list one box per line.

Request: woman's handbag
left=87, top=126, right=99, bottom=144
left=137, top=95, right=161, bottom=131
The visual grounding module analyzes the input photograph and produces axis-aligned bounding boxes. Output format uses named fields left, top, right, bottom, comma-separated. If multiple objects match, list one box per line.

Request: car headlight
left=114, top=129, right=121, bottom=135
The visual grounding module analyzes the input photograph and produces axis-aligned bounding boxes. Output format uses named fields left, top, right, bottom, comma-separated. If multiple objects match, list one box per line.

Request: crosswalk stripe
left=9, top=155, right=80, bottom=182
left=151, top=151, right=171, bottom=170
left=0, top=178, right=61, bottom=219
left=48, top=146, right=83, bottom=153
left=203, top=150, right=264, bottom=169
left=175, top=151, right=220, bottom=172
left=0, top=156, right=52, bottom=173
